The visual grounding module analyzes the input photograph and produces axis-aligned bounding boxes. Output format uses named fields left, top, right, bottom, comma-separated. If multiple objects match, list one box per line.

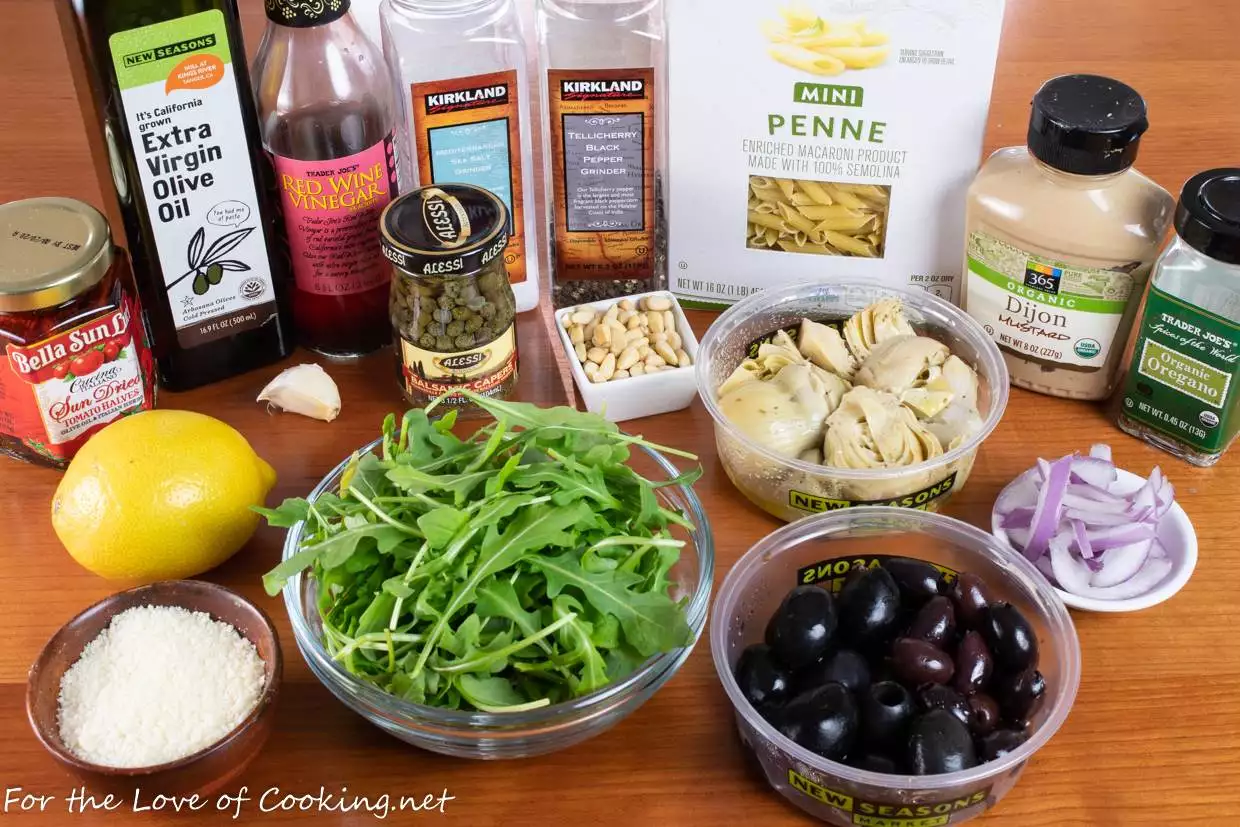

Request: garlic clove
left=256, top=363, right=341, bottom=422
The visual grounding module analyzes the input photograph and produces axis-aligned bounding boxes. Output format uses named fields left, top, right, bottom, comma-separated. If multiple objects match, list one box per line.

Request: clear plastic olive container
left=696, top=281, right=1009, bottom=522
left=711, top=507, right=1080, bottom=826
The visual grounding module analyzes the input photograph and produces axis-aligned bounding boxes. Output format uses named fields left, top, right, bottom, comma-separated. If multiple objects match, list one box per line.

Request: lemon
left=52, top=410, right=276, bottom=582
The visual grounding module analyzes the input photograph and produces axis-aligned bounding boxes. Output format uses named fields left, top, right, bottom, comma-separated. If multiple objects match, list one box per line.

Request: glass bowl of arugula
left=261, top=392, right=714, bottom=759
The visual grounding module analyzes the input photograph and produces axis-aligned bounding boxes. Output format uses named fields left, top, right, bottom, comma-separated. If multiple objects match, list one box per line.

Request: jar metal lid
left=0, top=197, right=114, bottom=313
left=380, top=184, right=510, bottom=278
left=1175, top=168, right=1240, bottom=266
left=1027, top=74, right=1148, bottom=176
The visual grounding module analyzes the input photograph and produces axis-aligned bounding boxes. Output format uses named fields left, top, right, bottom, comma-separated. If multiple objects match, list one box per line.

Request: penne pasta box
left=667, top=0, right=1005, bottom=307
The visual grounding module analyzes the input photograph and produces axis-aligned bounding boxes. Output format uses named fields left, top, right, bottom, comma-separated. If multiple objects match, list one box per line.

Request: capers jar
left=381, top=184, right=518, bottom=411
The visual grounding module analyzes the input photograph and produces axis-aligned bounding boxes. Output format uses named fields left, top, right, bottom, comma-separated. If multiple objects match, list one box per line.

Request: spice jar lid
left=1027, top=74, right=1149, bottom=176
left=0, top=197, right=114, bottom=313
left=380, top=184, right=510, bottom=278
left=1175, top=168, right=1240, bottom=266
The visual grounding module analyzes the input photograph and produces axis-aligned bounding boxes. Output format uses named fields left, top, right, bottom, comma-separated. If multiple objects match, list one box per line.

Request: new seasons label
left=424, top=84, right=509, bottom=115
left=797, top=554, right=958, bottom=590
left=788, top=473, right=958, bottom=514
left=122, top=34, right=217, bottom=67
left=560, top=79, right=647, bottom=100
left=788, top=769, right=989, bottom=826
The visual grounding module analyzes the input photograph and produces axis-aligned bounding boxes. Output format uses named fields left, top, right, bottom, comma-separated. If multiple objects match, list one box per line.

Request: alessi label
left=0, top=295, right=155, bottom=459
left=398, top=325, right=517, bottom=401
left=547, top=67, right=657, bottom=282
left=273, top=135, right=397, bottom=296
left=411, top=70, right=528, bottom=284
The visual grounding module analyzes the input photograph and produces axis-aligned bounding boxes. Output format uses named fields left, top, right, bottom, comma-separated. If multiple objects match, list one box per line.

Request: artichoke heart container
left=696, top=282, right=1008, bottom=521
left=382, top=183, right=518, bottom=411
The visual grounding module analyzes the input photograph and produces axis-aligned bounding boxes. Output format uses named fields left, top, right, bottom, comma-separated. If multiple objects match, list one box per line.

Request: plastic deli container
left=711, top=508, right=1080, bottom=826
left=696, top=281, right=1009, bottom=522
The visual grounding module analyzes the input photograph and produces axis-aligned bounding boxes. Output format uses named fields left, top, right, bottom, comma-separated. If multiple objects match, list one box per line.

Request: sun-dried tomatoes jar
left=0, top=197, right=157, bottom=468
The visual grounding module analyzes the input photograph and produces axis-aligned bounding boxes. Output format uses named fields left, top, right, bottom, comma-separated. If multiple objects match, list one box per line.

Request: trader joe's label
left=1122, top=285, right=1240, bottom=453
left=109, top=10, right=277, bottom=348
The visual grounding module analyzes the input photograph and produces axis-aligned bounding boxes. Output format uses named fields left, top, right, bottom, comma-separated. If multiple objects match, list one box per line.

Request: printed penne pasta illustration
left=763, top=5, right=890, bottom=76
left=747, top=176, right=890, bottom=258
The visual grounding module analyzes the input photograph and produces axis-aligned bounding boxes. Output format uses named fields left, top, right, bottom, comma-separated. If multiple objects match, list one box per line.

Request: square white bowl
left=554, top=291, right=701, bottom=423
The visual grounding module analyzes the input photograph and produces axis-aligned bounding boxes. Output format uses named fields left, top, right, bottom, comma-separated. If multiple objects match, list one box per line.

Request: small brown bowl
left=26, top=580, right=282, bottom=798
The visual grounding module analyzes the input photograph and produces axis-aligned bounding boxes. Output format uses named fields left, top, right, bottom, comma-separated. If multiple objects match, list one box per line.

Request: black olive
left=950, top=572, right=994, bottom=629
left=967, top=693, right=1000, bottom=736
left=838, top=567, right=901, bottom=648
left=882, top=557, right=948, bottom=604
left=979, top=602, right=1038, bottom=673
left=953, top=630, right=994, bottom=695
left=799, top=649, right=871, bottom=695
left=992, top=668, right=1047, bottom=723
left=907, top=709, right=977, bottom=775
left=890, top=638, right=955, bottom=685
left=907, top=596, right=956, bottom=649
left=774, top=683, right=858, bottom=761
left=734, top=644, right=793, bottom=709
left=765, top=585, right=838, bottom=670
left=918, top=684, right=971, bottom=729
left=854, top=753, right=900, bottom=774
left=978, top=728, right=1029, bottom=761
left=861, top=680, right=914, bottom=753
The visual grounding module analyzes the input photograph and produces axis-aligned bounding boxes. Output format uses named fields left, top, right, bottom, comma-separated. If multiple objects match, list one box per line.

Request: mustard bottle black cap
left=1027, top=74, right=1149, bottom=176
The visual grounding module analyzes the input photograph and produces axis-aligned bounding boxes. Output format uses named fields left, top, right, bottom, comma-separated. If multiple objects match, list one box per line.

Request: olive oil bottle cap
left=1175, top=168, right=1240, bottom=266
left=265, top=0, right=351, bottom=27
left=1027, top=74, right=1148, bottom=176
left=380, top=184, right=510, bottom=278
left=0, top=197, right=114, bottom=312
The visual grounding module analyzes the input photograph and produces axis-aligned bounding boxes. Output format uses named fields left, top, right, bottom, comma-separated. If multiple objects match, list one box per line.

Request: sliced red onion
left=992, top=443, right=1178, bottom=602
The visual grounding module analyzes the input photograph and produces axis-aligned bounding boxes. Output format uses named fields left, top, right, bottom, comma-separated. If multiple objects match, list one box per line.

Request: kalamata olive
left=735, top=644, right=793, bottom=709
left=953, top=630, right=994, bottom=695
left=992, top=668, right=1047, bottom=723
left=890, top=638, right=955, bottom=685
left=950, top=572, right=994, bottom=628
left=978, top=728, right=1029, bottom=761
left=854, top=754, right=900, bottom=774
left=775, top=683, right=858, bottom=761
left=861, top=681, right=914, bottom=753
left=838, top=567, right=901, bottom=648
left=882, top=557, right=948, bottom=604
left=907, top=596, right=956, bottom=649
left=967, top=693, right=1000, bottom=736
left=979, top=602, right=1039, bottom=673
left=765, top=585, right=838, bottom=670
left=918, top=684, right=971, bottom=728
left=799, top=649, right=871, bottom=695
left=907, top=709, right=977, bottom=775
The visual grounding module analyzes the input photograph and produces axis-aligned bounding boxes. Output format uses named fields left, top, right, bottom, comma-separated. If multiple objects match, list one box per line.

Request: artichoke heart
left=923, top=355, right=983, bottom=450
left=856, top=335, right=950, bottom=394
left=718, top=361, right=764, bottom=396
left=824, top=386, right=944, bottom=469
left=754, top=329, right=807, bottom=375
left=843, top=298, right=915, bottom=360
left=719, top=363, right=835, bottom=457
left=797, top=318, right=857, bottom=379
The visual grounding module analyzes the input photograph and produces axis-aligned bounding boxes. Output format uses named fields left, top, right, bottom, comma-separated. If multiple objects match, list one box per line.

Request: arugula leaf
left=417, top=507, right=469, bottom=549
left=252, top=498, right=311, bottom=528
left=456, top=675, right=550, bottom=713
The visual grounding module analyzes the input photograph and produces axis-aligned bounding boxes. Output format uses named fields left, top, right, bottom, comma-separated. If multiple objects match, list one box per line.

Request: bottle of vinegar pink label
left=253, top=0, right=399, bottom=358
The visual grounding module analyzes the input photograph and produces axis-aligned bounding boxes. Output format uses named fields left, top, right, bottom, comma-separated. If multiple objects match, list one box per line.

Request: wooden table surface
left=2, top=0, right=1239, bottom=824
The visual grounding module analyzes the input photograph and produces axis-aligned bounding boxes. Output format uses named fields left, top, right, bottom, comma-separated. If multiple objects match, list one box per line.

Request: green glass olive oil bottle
left=56, top=0, right=293, bottom=390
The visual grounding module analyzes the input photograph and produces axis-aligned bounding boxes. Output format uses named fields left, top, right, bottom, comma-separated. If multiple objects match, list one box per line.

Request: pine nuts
left=561, top=295, right=694, bottom=383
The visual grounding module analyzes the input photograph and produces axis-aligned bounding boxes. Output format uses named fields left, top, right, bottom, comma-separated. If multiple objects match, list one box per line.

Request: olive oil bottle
left=56, top=0, right=293, bottom=390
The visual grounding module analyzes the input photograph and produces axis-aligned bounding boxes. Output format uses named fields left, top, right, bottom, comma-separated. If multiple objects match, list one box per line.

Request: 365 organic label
left=1122, top=285, right=1240, bottom=453
left=411, top=71, right=528, bottom=284
left=547, top=68, right=656, bottom=281
left=966, top=232, right=1140, bottom=366
left=273, top=137, right=397, bottom=296
left=109, top=10, right=277, bottom=348
left=0, top=297, right=154, bottom=460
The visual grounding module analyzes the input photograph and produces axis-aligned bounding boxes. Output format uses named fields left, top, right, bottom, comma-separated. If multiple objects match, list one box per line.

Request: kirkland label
left=273, top=136, right=396, bottom=296
left=787, top=769, right=990, bottom=825
left=966, top=231, right=1141, bottom=367
left=788, top=472, right=958, bottom=514
left=1122, top=285, right=1240, bottom=453
left=109, top=10, right=277, bottom=348
left=547, top=68, right=656, bottom=281
left=411, top=70, right=528, bottom=284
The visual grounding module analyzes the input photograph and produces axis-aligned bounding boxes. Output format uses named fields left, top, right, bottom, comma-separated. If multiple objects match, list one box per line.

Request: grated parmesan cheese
left=57, top=605, right=266, bottom=768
